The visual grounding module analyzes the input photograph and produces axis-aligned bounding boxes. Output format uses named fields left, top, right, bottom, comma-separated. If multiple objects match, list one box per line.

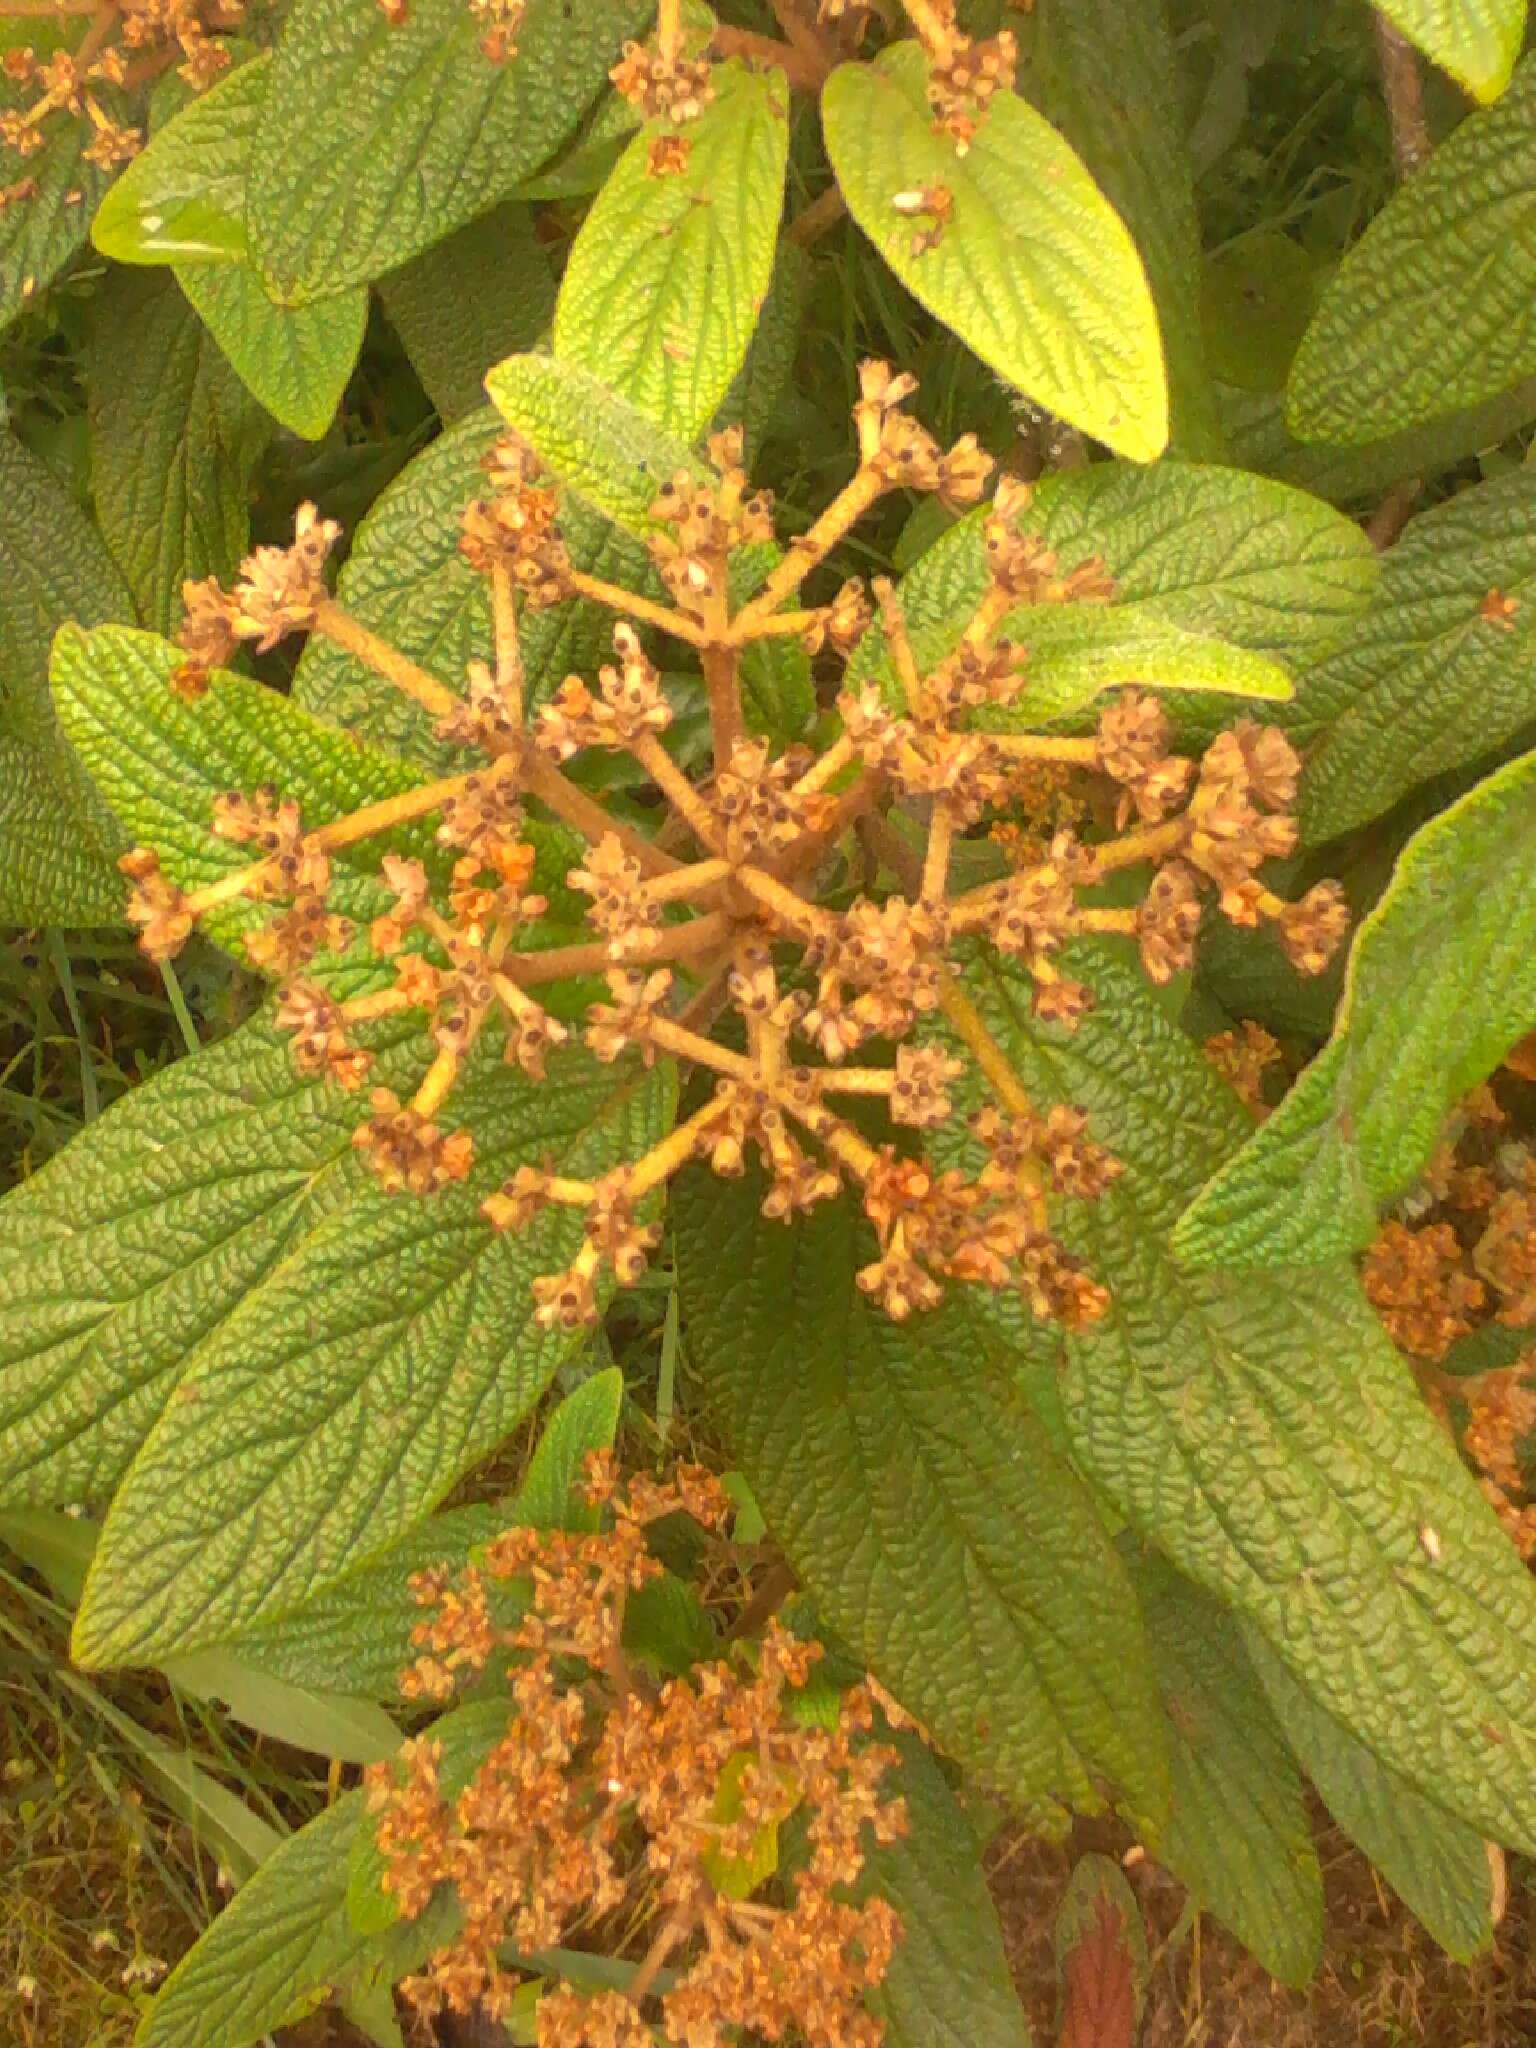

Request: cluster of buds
left=897, top=0, right=1016, bottom=151
left=127, top=355, right=1348, bottom=1338
left=0, top=0, right=240, bottom=183
left=1365, top=1079, right=1536, bottom=1364
left=365, top=1454, right=908, bottom=2045
left=611, top=0, right=714, bottom=129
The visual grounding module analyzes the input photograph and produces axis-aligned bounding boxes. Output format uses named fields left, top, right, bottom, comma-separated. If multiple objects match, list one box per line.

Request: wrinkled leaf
left=948, top=940, right=1536, bottom=1851
left=0, top=434, right=130, bottom=924
left=673, top=1171, right=1170, bottom=1832
left=247, top=0, right=648, bottom=301
left=1131, top=1551, right=1321, bottom=1985
left=1299, top=472, right=1536, bottom=839
left=555, top=61, right=788, bottom=440
left=84, top=272, right=272, bottom=634
left=380, top=206, right=555, bottom=424
left=824, top=43, right=1167, bottom=462
left=1177, top=748, right=1536, bottom=1269
left=1288, top=59, right=1536, bottom=443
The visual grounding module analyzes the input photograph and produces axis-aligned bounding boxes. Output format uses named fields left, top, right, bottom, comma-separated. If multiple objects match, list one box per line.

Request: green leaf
left=91, top=54, right=255, bottom=266
left=1288, top=58, right=1536, bottom=444
left=488, top=352, right=703, bottom=535
left=179, top=267, right=366, bottom=443
left=0, top=434, right=131, bottom=924
left=246, top=0, right=649, bottom=303
left=1298, top=473, right=1536, bottom=840
left=672, top=1174, right=1170, bottom=1832
left=1022, top=0, right=1223, bottom=458
left=380, top=206, right=556, bottom=424
left=1130, top=1552, right=1321, bottom=1986
left=84, top=272, right=272, bottom=635
left=950, top=939, right=1536, bottom=1851
left=164, top=1651, right=402, bottom=1764
left=1177, top=749, right=1536, bottom=1270
left=485, top=360, right=815, bottom=741
left=848, top=460, right=1376, bottom=742
left=0, top=1012, right=413, bottom=1512
left=290, top=408, right=655, bottom=769
left=1245, top=1630, right=1495, bottom=1962
left=52, top=625, right=441, bottom=965
left=137, top=1791, right=375, bottom=2048
left=823, top=43, right=1167, bottom=462
left=513, top=1366, right=625, bottom=1530
left=0, top=83, right=115, bottom=334
left=554, top=60, right=789, bottom=441
left=864, top=1733, right=1033, bottom=2048
left=1373, top=0, right=1525, bottom=101
left=713, top=241, right=811, bottom=468
left=70, top=1036, right=671, bottom=1668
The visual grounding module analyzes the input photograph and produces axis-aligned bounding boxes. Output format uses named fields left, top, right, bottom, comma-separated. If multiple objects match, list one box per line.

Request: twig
left=1374, top=14, right=1430, bottom=179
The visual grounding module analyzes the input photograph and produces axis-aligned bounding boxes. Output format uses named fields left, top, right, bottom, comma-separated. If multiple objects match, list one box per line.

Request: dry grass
left=988, top=1816, right=1535, bottom=2047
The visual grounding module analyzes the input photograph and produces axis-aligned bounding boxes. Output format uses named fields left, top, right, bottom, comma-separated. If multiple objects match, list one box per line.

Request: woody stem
left=701, top=643, right=745, bottom=774
left=628, top=734, right=728, bottom=852
left=412, top=1046, right=462, bottom=1120
left=921, top=801, right=954, bottom=904
left=936, top=973, right=1034, bottom=1120
left=310, top=596, right=460, bottom=722
left=625, top=1099, right=733, bottom=1200
left=732, top=866, right=841, bottom=943
left=627, top=1909, right=690, bottom=2007
left=900, top=0, right=959, bottom=58
left=519, top=749, right=681, bottom=878
left=498, top=911, right=736, bottom=988
left=641, top=858, right=733, bottom=905
left=709, top=24, right=827, bottom=90
left=563, top=570, right=711, bottom=650
left=874, top=577, right=928, bottom=718
left=732, top=466, right=887, bottom=627
left=982, top=733, right=1100, bottom=765
left=490, top=565, right=525, bottom=725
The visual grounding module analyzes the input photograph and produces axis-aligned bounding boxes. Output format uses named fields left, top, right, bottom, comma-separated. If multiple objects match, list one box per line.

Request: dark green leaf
left=1298, top=473, right=1536, bottom=839
left=179, top=266, right=366, bottom=443
left=1246, top=1630, right=1495, bottom=1962
left=673, top=1173, right=1170, bottom=1832
left=247, top=0, right=649, bottom=302
left=1131, top=1552, right=1321, bottom=1986
left=1177, top=748, right=1536, bottom=1269
left=380, top=206, right=555, bottom=423
left=0, top=84, right=114, bottom=333
left=84, top=272, right=272, bottom=634
left=0, top=434, right=131, bottom=924
left=949, top=940, right=1536, bottom=1850
left=1288, top=59, right=1536, bottom=443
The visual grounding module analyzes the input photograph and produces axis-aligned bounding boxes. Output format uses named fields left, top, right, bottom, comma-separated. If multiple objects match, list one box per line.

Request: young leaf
left=84, top=272, right=272, bottom=635
left=1176, top=748, right=1536, bottom=1270
left=946, top=941, right=1536, bottom=1851
left=554, top=60, right=790, bottom=441
left=1299, top=472, right=1536, bottom=840
left=1053, top=1855, right=1146, bottom=2048
left=672, top=1174, right=1171, bottom=1834
left=380, top=206, right=556, bottom=424
left=1023, top=0, right=1224, bottom=458
left=70, top=1042, right=672, bottom=1669
left=1130, top=1552, right=1321, bottom=1986
left=1245, top=1630, right=1496, bottom=1962
left=290, top=409, right=655, bottom=768
left=1372, top=0, right=1524, bottom=104
left=823, top=43, right=1168, bottom=462
left=246, top=0, right=649, bottom=302
left=1288, top=59, right=1536, bottom=444
left=136, top=1791, right=376, bottom=2048
left=0, top=434, right=131, bottom=925
left=863, top=1733, right=1033, bottom=2048
left=848, top=460, right=1375, bottom=741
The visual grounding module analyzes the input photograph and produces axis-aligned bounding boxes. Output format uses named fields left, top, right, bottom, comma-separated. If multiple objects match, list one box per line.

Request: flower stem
left=936, top=972, right=1035, bottom=1120
left=733, top=466, right=887, bottom=628
left=311, top=596, right=460, bottom=722
left=563, top=569, right=711, bottom=650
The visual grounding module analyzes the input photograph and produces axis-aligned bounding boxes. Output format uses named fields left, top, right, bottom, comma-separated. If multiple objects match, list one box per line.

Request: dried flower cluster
left=896, top=0, right=1016, bottom=151
left=122, top=359, right=1346, bottom=1336
left=0, top=0, right=240, bottom=189
left=1204, top=1019, right=1284, bottom=1119
left=1364, top=1080, right=1536, bottom=1364
left=364, top=1454, right=908, bottom=2045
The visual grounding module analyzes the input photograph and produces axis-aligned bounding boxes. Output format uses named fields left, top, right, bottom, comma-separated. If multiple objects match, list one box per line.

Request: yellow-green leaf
left=824, top=43, right=1167, bottom=462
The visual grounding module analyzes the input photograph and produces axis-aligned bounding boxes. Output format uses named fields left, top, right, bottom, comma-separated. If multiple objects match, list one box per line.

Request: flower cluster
left=122, top=357, right=1347, bottom=1337
left=896, top=0, right=1017, bottom=151
left=1364, top=1079, right=1536, bottom=1364
left=0, top=0, right=239, bottom=187
left=365, top=1455, right=908, bottom=2046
